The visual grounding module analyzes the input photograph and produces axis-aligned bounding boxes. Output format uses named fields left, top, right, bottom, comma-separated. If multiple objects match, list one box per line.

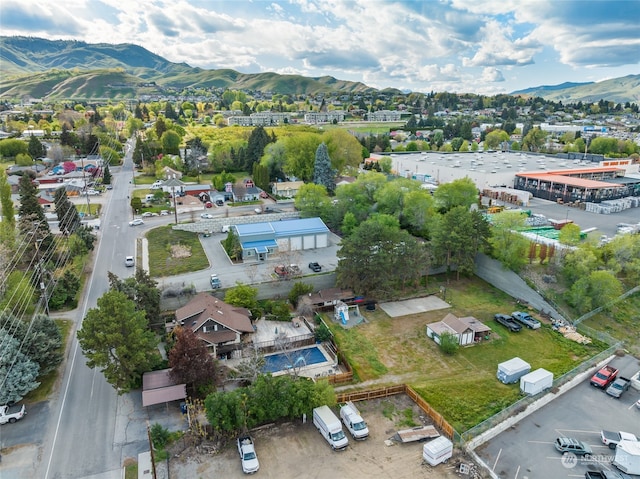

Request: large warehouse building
left=234, top=217, right=330, bottom=261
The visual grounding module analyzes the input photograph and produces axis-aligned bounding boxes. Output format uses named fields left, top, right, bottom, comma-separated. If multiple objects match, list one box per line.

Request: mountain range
left=1, top=36, right=638, bottom=104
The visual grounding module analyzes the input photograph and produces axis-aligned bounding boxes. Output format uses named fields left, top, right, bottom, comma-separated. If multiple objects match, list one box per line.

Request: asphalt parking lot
left=475, top=354, right=640, bottom=479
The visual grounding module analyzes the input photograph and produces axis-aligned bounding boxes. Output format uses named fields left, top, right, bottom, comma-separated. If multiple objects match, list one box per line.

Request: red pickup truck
left=590, top=364, right=618, bottom=388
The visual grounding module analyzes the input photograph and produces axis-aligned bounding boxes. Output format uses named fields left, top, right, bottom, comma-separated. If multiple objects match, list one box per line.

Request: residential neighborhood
left=1, top=18, right=640, bottom=479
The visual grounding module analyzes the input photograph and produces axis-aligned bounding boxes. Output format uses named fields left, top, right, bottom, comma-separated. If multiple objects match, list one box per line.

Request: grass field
left=328, top=276, right=607, bottom=432
left=25, top=319, right=73, bottom=403
left=147, top=226, right=209, bottom=277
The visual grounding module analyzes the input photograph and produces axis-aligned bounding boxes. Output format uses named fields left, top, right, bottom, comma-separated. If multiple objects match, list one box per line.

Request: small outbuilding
left=427, top=313, right=492, bottom=346
left=520, top=368, right=553, bottom=395
left=497, top=357, right=531, bottom=384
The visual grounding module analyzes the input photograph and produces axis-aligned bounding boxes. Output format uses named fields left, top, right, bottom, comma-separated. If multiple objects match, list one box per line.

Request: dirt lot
left=165, top=395, right=484, bottom=479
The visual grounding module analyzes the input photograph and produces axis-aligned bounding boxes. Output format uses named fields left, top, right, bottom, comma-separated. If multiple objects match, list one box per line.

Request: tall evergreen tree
left=28, top=135, right=46, bottom=159
left=77, top=290, right=161, bottom=394
left=17, top=173, right=53, bottom=260
left=54, top=188, right=81, bottom=236
left=102, top=164, right=112, bottom=185
left=252, top=163, right=269, bottom=192
left=246, top=126, right=270, bottom=171
left=312, top=142, right=336, bottom=195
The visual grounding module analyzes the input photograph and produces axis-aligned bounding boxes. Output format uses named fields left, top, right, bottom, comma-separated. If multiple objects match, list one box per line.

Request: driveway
left=474, top=354, right=640, bottom=478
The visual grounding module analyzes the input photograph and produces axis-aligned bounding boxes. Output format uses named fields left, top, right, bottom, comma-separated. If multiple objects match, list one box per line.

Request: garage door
left=290, top=236, right=302, bottom=250
left=277, top=238, right=290, bottom=251
left=303, top=235, right=315, bottom=249
left=315, top=233, right=328, bottom=248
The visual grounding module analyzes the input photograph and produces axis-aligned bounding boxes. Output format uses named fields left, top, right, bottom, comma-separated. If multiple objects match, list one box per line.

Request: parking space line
left=492, top=448, right=502, bottom=471
left=555, top=429, right=600, bottom=434
left=514, top=465, right=520, bottom=479
left=527, top=440, right=553, bottom=444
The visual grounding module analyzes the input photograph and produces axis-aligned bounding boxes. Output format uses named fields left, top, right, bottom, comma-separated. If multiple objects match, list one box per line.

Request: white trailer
left=497, top=357, right=531, bottom=384
left=520, top=368, right=553, bottom=395
left=422, top=436, right=453, bottom=466
left=613, top=440, right=640, bottom=475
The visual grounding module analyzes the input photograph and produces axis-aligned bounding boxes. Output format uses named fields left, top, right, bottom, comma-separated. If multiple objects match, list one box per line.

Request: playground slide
left=340, top=310, right=349, bottom=324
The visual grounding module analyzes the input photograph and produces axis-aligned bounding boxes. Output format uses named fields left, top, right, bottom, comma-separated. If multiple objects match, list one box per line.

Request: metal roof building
left=514, top=167, right=640, bottom=203
left=234, top=218, right=330, bottom=261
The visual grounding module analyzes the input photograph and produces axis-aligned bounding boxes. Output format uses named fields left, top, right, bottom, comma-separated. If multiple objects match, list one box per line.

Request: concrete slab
left=378, top=296, right=451, bottom=318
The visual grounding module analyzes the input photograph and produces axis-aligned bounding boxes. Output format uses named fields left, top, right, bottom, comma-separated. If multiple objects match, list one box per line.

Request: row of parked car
left=493, top=311, right=542, bottom=332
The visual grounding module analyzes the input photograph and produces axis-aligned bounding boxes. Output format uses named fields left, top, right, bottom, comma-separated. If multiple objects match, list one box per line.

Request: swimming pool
left=262, top=346, right=328, bottom=373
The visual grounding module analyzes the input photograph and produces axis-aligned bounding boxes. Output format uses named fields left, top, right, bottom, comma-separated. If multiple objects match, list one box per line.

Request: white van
left=340, top=402, right=369, bottom=440
left=313, top=406, right=348, bottom=450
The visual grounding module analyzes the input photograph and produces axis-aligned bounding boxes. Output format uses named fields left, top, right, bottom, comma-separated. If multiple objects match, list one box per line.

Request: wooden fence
left=336, top=384, right=458, bottom=440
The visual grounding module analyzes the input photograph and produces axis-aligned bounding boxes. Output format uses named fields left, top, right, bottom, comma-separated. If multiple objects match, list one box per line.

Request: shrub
left=438, top=332, right=459, bottom=355
left=150, top=423, right=169, bottom=449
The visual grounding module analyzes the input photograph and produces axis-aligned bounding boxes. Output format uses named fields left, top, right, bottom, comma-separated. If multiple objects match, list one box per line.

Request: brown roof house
left=175, top=292, right=255, bottom=359
left=426, top=313, right=491, bottom=346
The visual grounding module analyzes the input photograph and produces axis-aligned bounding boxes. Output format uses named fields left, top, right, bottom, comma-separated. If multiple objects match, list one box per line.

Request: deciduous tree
left=433, top=177, right=478, bottom=213
left=169, top=326, right=217, bottom=395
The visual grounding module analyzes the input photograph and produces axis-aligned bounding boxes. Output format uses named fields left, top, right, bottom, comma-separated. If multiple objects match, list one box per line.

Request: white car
left=160, top=210, right=170, bottom=216
left=150, top=181, right=164, bottom=189
left=84, top=189, right=100, bottom=196
left=141, top=212, right=158, bottom=217
left=129, top=218, right=144, bottom=226
left=125, top=256, right=135, bottom=267
left=200, top=213, right=214, bottom=219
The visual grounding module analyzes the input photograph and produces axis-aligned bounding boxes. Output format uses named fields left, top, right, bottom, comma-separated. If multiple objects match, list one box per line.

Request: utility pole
left=35, top=235, right=50, bottom=316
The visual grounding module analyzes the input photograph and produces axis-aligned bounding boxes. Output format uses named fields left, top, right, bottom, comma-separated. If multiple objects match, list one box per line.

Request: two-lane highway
left=40, top=140, right=148, bottom=479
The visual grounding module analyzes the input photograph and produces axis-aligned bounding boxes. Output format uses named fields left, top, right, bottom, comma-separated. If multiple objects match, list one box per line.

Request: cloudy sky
left=1, top=0, right=638, bottom=95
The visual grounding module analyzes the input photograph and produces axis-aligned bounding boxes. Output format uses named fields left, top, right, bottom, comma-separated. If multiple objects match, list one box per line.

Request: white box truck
left=520, top=368, right=553, bottom=395
left=613, top=439, right=640, bottom=475
left=497, top=357, right=531, bottom=384
left=422, top=436, right=453, bottom=466
left=313, top=405, right=348, bottom=450
left=340, top=401, right=369, bottom=440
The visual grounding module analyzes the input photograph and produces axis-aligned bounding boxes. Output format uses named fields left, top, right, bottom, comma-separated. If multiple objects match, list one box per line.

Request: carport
left=141, top=369, right=187, bottom=407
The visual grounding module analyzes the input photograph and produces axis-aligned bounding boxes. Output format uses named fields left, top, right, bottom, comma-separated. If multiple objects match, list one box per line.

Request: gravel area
left=162, top=395, right=484, bottom=479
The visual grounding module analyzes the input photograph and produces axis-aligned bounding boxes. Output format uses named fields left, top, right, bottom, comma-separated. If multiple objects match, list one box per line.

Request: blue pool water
left=262, top=346, right=327, bottom=373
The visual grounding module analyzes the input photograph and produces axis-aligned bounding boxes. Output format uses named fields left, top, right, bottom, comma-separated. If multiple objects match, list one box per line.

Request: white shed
left=520, top=368, right=553, bottom=395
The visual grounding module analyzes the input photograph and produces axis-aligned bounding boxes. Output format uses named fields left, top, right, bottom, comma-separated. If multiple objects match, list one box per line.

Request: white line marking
left=492, top=448, right=502, bottom=471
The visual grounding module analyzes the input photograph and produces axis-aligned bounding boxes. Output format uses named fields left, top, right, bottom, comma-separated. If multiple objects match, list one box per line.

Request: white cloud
left=0, top=0, right=637, bottom=95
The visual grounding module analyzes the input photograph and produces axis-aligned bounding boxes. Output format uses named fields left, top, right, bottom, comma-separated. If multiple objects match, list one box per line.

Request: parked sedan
left=200, top=213, right=214, bottom=219
left=141, top=212, right=158, bottom=217
left=494, top=314, right=522, bottom=332
left=308, top=262, right=322, bottom=272
left=511, top=311, right=541, bottom=329
left=129, top=218, right=145, bottom=226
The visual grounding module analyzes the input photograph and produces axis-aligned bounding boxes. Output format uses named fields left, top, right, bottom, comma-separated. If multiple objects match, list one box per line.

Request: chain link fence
left=460, top=344, right=621, bottom=443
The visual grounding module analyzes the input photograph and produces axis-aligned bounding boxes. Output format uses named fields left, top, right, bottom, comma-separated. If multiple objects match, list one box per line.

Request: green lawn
left=24, top=319, right=73, bottom=402
left=147, top=226, right=209, bottom=277
left=329, top=276, right=606, bottom=432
